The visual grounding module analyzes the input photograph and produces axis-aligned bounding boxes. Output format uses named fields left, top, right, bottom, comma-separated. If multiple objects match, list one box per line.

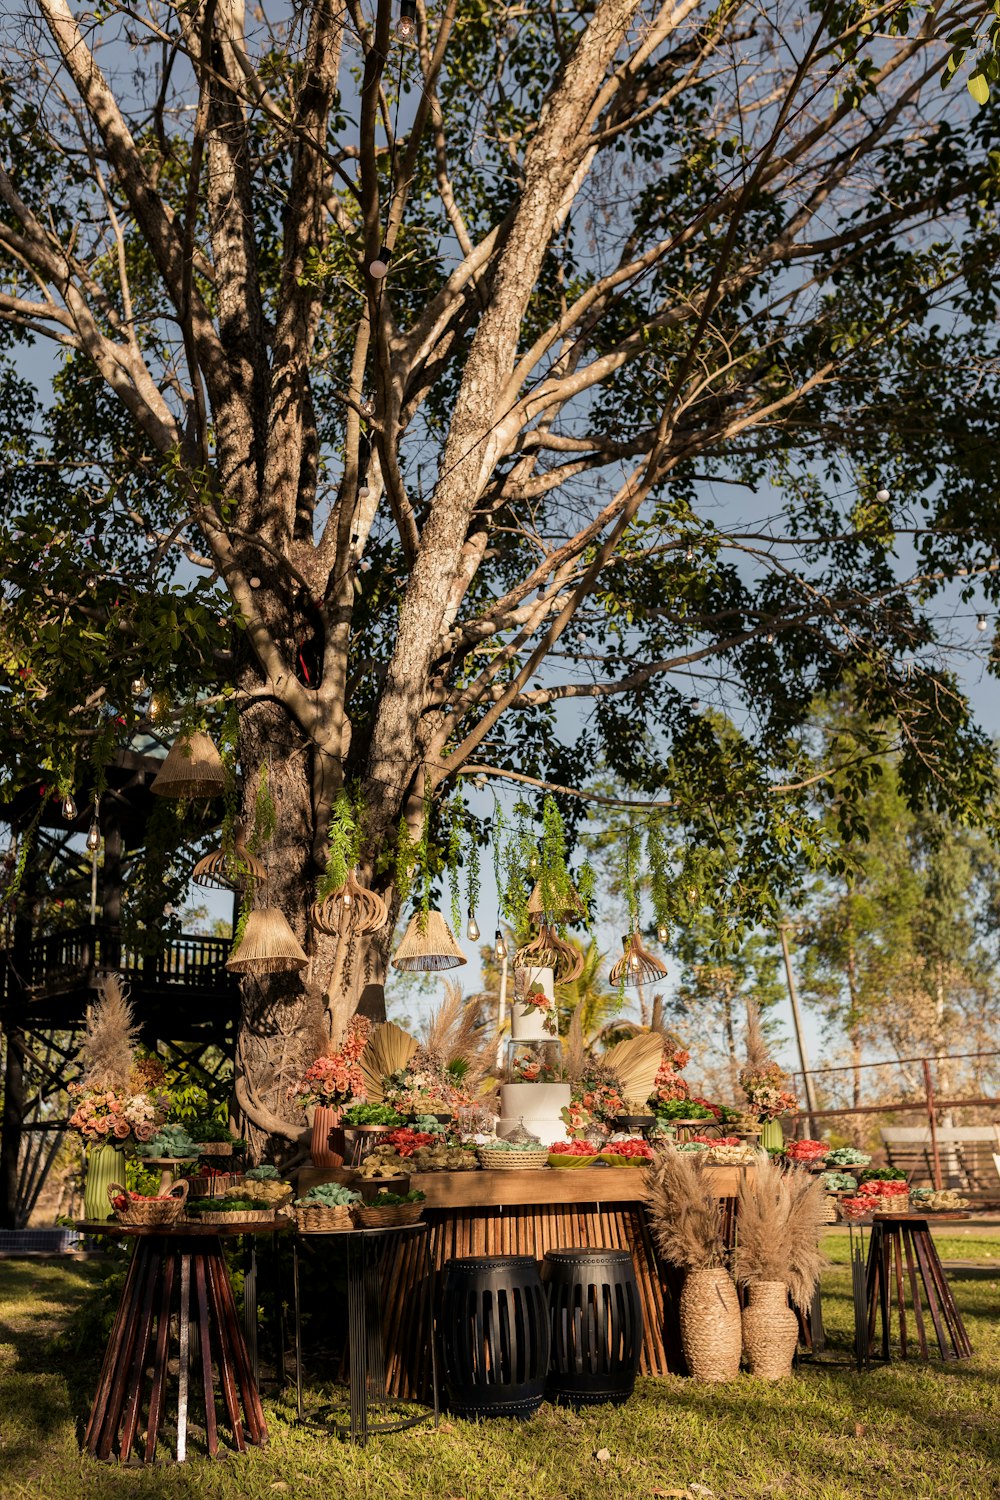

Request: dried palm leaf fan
left=225, top=908, right=307, bottom=974
left=602, top=1031, right=667, bottom=1110
left=311, top=869, right=389, bottom=937
left=391, top=910, right=467, bottom=972
left=526, top=879, right=586, bottom=926
left=357, top=1022, right=420, bottom=1102
left=610, top=929, right=668, bottom=987
left=514, top=923, right=584, bottom=983
left=150, top=731, right=227, bottom=798
left=192, top=823, right=267, bottom=893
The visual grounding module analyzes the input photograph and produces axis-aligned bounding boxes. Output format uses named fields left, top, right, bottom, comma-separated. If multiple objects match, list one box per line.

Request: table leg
left=878, top=1225, right=891, bottom=1361
left=194, top=1251, right=219, bottom=1458
left=116, top=1243, right=162, bottom=1462
left=293, top=1239, right=304, bottom=1421
left=892, top=1230, right=907, bottom=1359
left=244, top=1233, right=259, bottom=1387
left=143, top=1245, right=177, bottom=1462
left=177, top=1253, right=191, bottom=1463
left=83, top=1239, right=141, bottom=1454
left=348, top=1234, right=369, bottom=1443
left=274, top=1230, right=286, bottom=1385
left=206, top=1249, right=247, bottom=1452
left=901, top=1229, right=928, bottom=1360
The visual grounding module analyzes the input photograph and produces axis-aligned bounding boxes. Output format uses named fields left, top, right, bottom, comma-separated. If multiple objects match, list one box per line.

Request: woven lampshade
left=609, top=930, right=668, bottom=988
left=151, top=732, right=227, bottom=798
left=391, top=910, right=467, bottom=972
left=225, top=907, right=307, bottom=974
left=526, top=879, right=585, bottom=926
left=192, top=829, right=267, bottom=893
left=514, top=923, right=584, bottom=984
left=312, top=870, right=389, bottom=937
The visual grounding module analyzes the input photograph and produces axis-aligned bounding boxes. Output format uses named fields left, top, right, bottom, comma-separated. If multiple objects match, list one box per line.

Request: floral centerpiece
left=785, top=1139, right=828, bottom=1166
left=650, top=1047, right=691, bottom=1110
left=382, top=1045, right=472, bottom=1118
left=519, top=986, right=558, bottom=1036
left=289, top=1016, right=371, bottom=1113
left=738, top=1007, right=797, bottom=1150
left=511, top=1052, right=561, bottom=1083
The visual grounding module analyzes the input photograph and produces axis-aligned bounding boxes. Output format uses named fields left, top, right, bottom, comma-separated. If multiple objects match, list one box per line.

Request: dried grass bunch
left=78, top=974, right=139, bottom=1092
left=421, top=982, right=498, bottom=1095
left=733, top=1153, right=828, bottom=1308
left=645, top=1148, right=728, bottom=1271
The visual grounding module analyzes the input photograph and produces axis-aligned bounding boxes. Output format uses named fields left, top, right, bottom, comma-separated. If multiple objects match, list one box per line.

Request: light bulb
left=875, top=488, right=890, bottom=503
left=528, top=852, right=540, bottom=873
left=358, top=474, right=371, bottom=498
left=692, top=698, right=703, bottom=712
left=145, top=531, right=157, bottom=546
left=359, top=558, right=372, bottom=572
left=61, top=794, right=77, bottom=821
left=396, top=0, right=416, bottom=37
left=249, top=576, right=262, bottom=588
left=685, top=547, right=694, bottom=563
left=131, top=676, right=146, bottom=695
left=342, top=891, right=352, bottom=906
left=368, top=248, right=391, bottom=279
left=977, top=615, right=988, bottom=632
left=467, top=911, right=480, bottom=941
left=86, top=813, right=101, bottom=851
left=494, top=929, right=508, bottom=961
left=766, top=632, right=776, bottom=644
left=657, top=923, right=668, bottom=944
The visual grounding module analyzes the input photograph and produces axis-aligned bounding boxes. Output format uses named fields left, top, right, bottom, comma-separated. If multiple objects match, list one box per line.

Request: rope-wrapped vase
left=741, top=1280, right=799, bottom=1379
left=678, top=1268, right=742, bottom=1382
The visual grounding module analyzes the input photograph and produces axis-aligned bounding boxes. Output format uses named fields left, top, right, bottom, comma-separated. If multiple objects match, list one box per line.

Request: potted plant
left=340, top=1101, right=406, bottom=1164
left=293, top=1181, right=362, bottom=1232
left=288, top=1016, right=371, bottom=1167
left=733, top=1155, right=827, bottom=1378
left=645, top=1149, right=741, bottom=1382
left=351, top=1188, right=426, bottom=1228
left=187, top=1119, right=246, bottom=1158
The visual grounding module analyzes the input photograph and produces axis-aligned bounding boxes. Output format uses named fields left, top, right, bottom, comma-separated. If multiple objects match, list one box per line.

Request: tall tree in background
left=1, top=0, right=1000, bottom=1146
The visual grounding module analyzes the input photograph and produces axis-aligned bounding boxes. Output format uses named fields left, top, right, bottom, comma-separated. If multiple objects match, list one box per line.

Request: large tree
left=1, top=0, right=999, bottom=1147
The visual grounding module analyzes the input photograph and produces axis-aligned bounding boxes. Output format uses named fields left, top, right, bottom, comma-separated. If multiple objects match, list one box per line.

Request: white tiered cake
left=498, top=965, right=570, bottom=1145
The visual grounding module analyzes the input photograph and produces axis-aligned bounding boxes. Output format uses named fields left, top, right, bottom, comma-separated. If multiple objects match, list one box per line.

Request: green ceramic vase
left=759, top=1119, right=785, bottom=1152
left=83, top=1141, right=126, bottom=1221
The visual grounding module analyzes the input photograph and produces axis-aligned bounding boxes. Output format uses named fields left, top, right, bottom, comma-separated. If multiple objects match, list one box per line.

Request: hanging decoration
left=514, top=923, right=584, bottom=984
left=225, top=908, right=308, bottom=974
left=192, top=831, right=267, bottom=893
left=151, top=731, right=227, bottom=798
left=311, top=869, right=388, bottom=938
left=609, top=930, right=668, bottom=988
left=526, top=878, right=585, bottom=927
left=391, top=910, right=467, bottom=972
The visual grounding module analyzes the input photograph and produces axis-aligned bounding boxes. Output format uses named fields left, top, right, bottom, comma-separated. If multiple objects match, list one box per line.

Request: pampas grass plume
left=79, top=974, right=138, bottom=1093
left=734, top=1153, right=828, bottom=1308
left=646, top=1148, right=727, bottom=1272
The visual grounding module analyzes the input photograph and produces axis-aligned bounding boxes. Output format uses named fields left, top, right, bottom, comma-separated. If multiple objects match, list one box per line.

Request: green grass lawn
left=1, top=1232, right=998, bottom=1500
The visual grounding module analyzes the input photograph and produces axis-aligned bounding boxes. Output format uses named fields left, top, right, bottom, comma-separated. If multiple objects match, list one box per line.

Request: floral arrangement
left=341, top=1102, right=404, bottom=1127
left=382, top=1045, right=471, bottom=1117
left=137, top=1123, right=197, bottom=1159
left=838, top=1196, right=871, bottom=1220
left=511, top=1052, right=561, bottom=1083
left=653, top=1097, right=717, bottom=1122
left=826, top=1146, right=871, bottom=1168
left=294, top=1182, right=361, bottom=1208
left=858, top=1166, right=907, bottom=1184
left=68, top=1085, right=165, bottom=1144
left=67, top=977, right=169, bottom=1145
left=785, top=1139, right=828, bottom=1165
left=602, top=1138, right=654, bottom=1161
left=549, top=1139, right=601, bottom=1156
left=649, top=1047, right=691, bottom=1108
left=857, top=1179, right=909, bottom=1201
left=289, top=1017, right=371, bottom=1111
left=738, top=1062, right=798, bottom=1122
left=518, top=987, right=558, bottom=1036
left=689, top=1134, right=742, bottom=1147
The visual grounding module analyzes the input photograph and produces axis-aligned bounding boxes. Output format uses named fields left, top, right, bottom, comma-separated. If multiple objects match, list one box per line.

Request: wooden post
left=0, top=1024, right=26, bottom=1229
left=923, top=1058, right=944, bottom=1190
left=778, top=923, right=820, bottom=1135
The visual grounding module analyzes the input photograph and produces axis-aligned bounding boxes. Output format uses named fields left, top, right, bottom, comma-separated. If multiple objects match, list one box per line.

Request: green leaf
left=968, top=71, right=990, bottom=105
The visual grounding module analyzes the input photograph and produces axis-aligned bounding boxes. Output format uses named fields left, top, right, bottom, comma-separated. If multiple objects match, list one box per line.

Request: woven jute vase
left=679, top=1268, right=742, bottom=1382
left=741, top=1281, right=799, bottom=1379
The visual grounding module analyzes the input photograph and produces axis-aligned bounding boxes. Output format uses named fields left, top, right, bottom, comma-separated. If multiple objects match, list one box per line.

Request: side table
left=866, top=1212, right=973, bottom=1363
left=78, top=1219, right=286, bottom=1462
left=293, top=1222, right=439, bottom=1444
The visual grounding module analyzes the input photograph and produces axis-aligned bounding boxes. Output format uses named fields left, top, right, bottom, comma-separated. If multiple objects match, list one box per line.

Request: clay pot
left=678, top=1268, right=742, bottom=1382
left=741, top=1280, right=799, bottom=1379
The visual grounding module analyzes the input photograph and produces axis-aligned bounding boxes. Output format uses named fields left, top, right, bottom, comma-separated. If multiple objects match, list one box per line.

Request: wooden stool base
left=866, top=1215, right=972, bottom=1363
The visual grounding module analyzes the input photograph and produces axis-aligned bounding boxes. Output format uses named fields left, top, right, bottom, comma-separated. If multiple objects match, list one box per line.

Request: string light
left=396, top=0, right=416, bottom=38
left=61, top=794, right=77, bottom=821
left=977, top=615, right=988, bottom=632
left=656, top=923, right=668, bottom=944
left=528, top=852, right=540, bottom=873
left=875, top=487, right=890, bottom=503
left=692, top=698, right=703, bottom=712
left=466, top=911, right=480, bottom=941
left=86, top=809, right=101, bottom=851
left=494, top=929, right=508, bottom=961
left=368, top=247, right=391, bottom=279
left=249, top=576, right=262, bottom=589
left=131, top=675, right=146, bottom=695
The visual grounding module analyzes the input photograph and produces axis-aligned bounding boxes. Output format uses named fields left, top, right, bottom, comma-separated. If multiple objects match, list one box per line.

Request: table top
left=871, top=1211, right=971, bottom=1223
left=297, top=1162, right=748, bottom=1207
left=297, top=1221, right=429, bottom=1239
left=75, top=1219, right=289, bottom=1238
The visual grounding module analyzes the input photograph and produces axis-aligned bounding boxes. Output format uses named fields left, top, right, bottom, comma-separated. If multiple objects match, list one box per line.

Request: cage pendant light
left=526, top=879, right=586, bottom=927
left=514, top=923, right=584, bottom=983
left=391, top=910, right=467, bottom=972
left=193, top=824, right=267, bottom=893
left=151, top=731, right=227, bottom=798
left=609, top=930, right=668, bottom=988
left=311, top=870, right=389, bottom=937
left=225, top=908, right=308, bottom=974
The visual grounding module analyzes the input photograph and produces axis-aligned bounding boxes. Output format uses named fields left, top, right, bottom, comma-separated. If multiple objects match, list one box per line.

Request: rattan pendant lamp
left=609, top=929, right=668, bottom=987
left=391, top=910, right=467, bottom=972
left=150, top=731, right=227, bottom=798
left=226, top=907, right=308, bottom=974
left=312, top=870, right=389, bottom=938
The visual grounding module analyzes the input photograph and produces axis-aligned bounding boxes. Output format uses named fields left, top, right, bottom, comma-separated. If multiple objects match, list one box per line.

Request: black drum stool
left=439, top=1255, right=550, bottom=1418
left=542, top=1248, right=643, bottom=1406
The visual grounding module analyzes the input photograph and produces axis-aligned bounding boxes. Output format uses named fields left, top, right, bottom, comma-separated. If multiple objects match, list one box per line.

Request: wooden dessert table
left=866, top=1212, right=973, bottom=1363
left=297, top=1164, right=749, bottom=1392
left=77, top=1219, right=286, bottom=1463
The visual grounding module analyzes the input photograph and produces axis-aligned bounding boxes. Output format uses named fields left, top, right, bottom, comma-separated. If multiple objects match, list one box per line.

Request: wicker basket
left=293, top=1202, right=355, bottom=1232
left=185, top=1206, right=275, bottom=1226
left=351, top=1200, right=424, bottom=1228
left=477, top=1147, right=550, bottom=1171
left=108, top=1180, right=188, bottom=1226
left=196, top=1142, right=237, bottom=1158
left=185, top=1172, right=245, bottom=1199
left=818, top=1195, right=839, bottom=1224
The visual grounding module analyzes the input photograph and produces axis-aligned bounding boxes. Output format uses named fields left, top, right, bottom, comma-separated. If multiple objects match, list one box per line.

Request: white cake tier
left=511, top=965, right=556, bottom=1041
left=499, top=1081, right=571, bottom=1145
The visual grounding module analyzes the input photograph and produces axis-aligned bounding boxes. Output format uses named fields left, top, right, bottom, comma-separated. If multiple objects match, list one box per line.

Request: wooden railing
left=2, top=925, right=234, bottom=1001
